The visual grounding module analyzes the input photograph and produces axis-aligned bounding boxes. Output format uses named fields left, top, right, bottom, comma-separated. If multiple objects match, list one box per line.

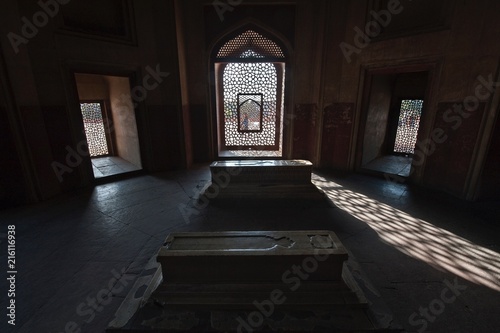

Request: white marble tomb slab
left=209, top=159, right=313, bottom=184
left=157, top=230, right=347, bottom=284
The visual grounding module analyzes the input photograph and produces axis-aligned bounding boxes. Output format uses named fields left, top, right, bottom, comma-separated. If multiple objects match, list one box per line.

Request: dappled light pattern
left=312, top=175, right=500, bottom=292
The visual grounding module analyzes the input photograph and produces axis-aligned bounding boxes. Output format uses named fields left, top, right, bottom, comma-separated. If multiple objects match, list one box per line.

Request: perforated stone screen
left=216, top=29, right=286, bottom=155
left=80, top=102, right=109, bottom=157
left=394, top=99, right=423, bottom=154
left=223, top=63, right=278, bottom=147
left=217, top=30, right=285, bottom=59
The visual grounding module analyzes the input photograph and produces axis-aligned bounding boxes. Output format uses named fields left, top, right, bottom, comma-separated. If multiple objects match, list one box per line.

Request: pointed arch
left=209, top=19, right=292, bottom=64
left=216, top=30, right=285, bottom=60
left=209, top=20, right=292, bottom=158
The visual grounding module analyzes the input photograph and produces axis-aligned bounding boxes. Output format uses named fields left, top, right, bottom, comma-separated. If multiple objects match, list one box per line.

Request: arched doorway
left=212, top=29, right=287, bottom=158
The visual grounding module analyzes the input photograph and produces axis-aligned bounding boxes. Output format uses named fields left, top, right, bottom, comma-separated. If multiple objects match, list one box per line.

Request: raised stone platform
left=107, top=231, right=402, bottom=332
left=201, top=160, right=325, bottom=200
left=157, top=231, right=347, bottom=285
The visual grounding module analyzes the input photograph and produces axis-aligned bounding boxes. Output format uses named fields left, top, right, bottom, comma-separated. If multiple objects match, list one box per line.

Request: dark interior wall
left=0, top=44, right=29, bottom=208
left=424, top=102, right=487, bottom=196
left=75, top=74, right=109, bottom=101
left=291, top=0, right=327, bottom=162
left=0, top=0, right=183, bottom=205
left=174, top=0, right=211, bottom=164
left=373, top=0, right=454, bottom=36
left=479, top=115, right=500, bottom=200
left=362, top=75, right=393, bottom=165
left=322, top=0, right=500, bottom=199
left=320, top=103, right=355, bottom=169
left=0, top=103, right=26, bottom=208
left=0, top=1, right=65, bottom=201
left=1, top=0, right=499, bottom=207
left=392, top=72, right=428, bottom=99
left=105, top=76, right=142, bottom=168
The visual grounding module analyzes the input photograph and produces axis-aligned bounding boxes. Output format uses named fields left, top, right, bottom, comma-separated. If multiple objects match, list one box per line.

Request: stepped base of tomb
left=107, top=231, right=403, bottom=332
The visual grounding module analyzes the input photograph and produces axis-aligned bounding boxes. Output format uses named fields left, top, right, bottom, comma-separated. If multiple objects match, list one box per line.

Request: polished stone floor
left=0, top=165, right=499, bottom=333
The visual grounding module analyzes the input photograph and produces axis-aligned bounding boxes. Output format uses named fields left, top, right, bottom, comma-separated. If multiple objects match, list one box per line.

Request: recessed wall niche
left=74, top=73, right=142, bottom=179
left=367, top=0, right=454, bottom=38
left=59, top=0, right=136, bottom=44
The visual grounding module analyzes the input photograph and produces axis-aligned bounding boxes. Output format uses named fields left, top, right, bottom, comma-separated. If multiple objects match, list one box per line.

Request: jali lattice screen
left=394, top=99, right=423, bottom=154
left=216, top=30, right=285, bottom=59
left=223, top=63, right=278, bottom=147
left=80, top=102, right=109, bottom=157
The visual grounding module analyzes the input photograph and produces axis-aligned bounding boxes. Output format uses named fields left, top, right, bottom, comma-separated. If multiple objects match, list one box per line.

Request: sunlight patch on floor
left=312, top=175, right=500, bottom=292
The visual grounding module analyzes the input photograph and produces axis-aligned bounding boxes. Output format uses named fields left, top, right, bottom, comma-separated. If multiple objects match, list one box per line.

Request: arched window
left=214, top=30, right=286, bottom=157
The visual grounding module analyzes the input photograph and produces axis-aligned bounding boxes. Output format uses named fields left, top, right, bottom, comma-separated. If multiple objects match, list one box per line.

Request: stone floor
left=363, top=155, right=413, bottom=177
left=0, top=165, right=499, bottom=333
left=91, top=156, right=142, bottom=178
